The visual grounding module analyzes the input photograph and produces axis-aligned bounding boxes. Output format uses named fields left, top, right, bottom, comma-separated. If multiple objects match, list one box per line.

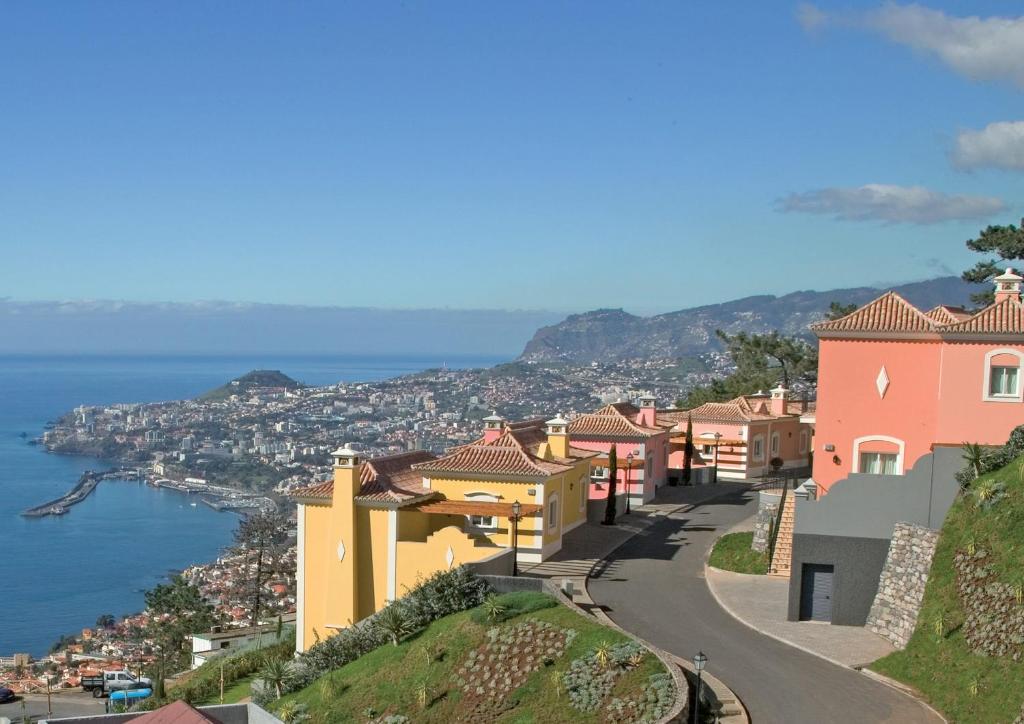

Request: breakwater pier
left=21, top=469, right=141, bottom=518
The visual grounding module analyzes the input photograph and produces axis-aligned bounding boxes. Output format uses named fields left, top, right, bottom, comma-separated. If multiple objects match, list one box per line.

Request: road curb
left=858, top=668, right=949, bottom=724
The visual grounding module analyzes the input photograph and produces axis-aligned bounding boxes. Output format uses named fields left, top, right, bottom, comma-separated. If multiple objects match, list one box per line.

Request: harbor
left=20, top=469, right=141, bottom=518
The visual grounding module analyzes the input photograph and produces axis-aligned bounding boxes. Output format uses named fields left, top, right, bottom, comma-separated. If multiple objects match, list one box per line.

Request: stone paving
left=705, top=566, right=897, bottom=668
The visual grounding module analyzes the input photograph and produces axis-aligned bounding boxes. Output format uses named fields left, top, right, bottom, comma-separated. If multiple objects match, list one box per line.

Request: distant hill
left=520, top=276, right=985, bottom=363
left=200, top=369, right=303, bottom=401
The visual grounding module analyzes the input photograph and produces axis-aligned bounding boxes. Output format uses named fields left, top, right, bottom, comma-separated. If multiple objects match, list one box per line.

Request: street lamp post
left=692, top=650, right=707, bottom=724
left=510, top=500, right=523, bottom=577
left=700, top=432, right=723, bottom=484
left=625, top=452, right=633, bottom=514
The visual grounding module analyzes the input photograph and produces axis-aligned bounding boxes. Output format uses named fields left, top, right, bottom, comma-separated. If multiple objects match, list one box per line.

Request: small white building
left=189, top=613, right=296, bottom=669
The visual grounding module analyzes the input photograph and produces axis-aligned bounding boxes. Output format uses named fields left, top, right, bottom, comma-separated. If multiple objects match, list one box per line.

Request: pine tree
left=962, top=218, right=1024, bottom=306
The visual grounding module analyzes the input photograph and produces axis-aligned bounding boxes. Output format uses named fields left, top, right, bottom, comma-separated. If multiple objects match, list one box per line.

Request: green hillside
left=200, top=369, right=302, bottom=401
left=272, top=591, right=674, bottom=724
left=871, top=452, right=1024, bottom=723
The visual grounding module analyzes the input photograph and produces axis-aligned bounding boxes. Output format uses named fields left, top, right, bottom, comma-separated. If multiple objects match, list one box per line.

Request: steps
left=768, top=492, right=795, bottom=577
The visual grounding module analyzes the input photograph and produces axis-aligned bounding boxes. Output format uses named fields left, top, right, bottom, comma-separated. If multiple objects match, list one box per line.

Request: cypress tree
left=602, top=446, right=618, bottom=525
left=682, top=414, right=694, bottom=485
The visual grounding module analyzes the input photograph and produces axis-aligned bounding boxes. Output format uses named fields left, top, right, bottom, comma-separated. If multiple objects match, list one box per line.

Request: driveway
left=588, top=487, right=942, bottom=724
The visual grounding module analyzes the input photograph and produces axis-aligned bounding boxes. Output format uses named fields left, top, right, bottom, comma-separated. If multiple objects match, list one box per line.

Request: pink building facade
left=662, top=387, right=812, bottom=481
left=567, top=396, right=672, bottom=507
left=810, top=269, right=1024, bottom=494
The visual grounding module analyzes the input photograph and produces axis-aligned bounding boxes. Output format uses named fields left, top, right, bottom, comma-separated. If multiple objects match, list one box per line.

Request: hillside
left=273, top=591, right=675, bottom=723
left=199, top=369, right=303, bottom=401
left=871, top=448, right=1024, bottom=723
left=520, top=276, right=984, bottom=363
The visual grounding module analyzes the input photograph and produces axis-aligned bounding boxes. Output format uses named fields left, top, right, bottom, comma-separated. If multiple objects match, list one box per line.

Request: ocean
left=0, top=353, right=503, bottom=656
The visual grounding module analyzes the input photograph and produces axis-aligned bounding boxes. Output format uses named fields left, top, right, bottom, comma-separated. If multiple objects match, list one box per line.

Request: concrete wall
left=466, top=547, right=516, bottom=577
left=787, top=534, right=892, bottom=626
left=795, top=447, right=960, bottom=541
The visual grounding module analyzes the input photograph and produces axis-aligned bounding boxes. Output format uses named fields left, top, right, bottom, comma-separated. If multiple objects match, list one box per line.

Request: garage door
left=799, top=563, right=834, bottom=622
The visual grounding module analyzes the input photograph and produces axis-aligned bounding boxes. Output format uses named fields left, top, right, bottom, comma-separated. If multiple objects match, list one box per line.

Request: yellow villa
left=290, top=415, right=596, bottom=652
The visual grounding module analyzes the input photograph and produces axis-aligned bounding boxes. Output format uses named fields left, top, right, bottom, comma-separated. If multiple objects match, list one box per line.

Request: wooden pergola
left=412, top=499, right=542, bottom=517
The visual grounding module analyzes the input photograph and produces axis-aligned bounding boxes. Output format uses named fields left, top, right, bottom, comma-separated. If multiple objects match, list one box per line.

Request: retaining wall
left=865, top=522, right=940, bottom=649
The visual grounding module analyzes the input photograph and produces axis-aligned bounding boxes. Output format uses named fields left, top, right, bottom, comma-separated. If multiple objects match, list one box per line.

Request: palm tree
left=962, top=443, right=985, bottom=483
left=376, top=604, right=415, bottom=646
left=259, top=658, right=293, bottom=700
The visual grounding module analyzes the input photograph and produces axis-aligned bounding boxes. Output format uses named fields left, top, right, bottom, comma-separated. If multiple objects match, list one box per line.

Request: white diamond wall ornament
left=336, top=540, right=346, bottom=562
left=445, top=545, right=455, bottom=569
left=876, top=366, right=890, bottom=399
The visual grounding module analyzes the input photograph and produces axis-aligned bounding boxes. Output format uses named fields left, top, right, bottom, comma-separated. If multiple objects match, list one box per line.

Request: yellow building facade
left=291, top=416, right=595, bottom=652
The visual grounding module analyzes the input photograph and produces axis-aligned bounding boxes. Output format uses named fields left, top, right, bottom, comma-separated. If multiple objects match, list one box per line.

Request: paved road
left=0, top=691, right=106, bottom=722
left=588, top=487, right=941, bottom=724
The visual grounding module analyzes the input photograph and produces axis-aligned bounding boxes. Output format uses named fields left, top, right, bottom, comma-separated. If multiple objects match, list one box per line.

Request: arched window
left=751, top=435, right=765, bottom=462
left=799, top=429, right=809, bottom=455
left=770, top=432, right=781, bottom=457
left=464, top=491, right=499, bottom=529
left=852, top=436, right=905, bottom=475
left=984, top=349, right=1024, bottom=402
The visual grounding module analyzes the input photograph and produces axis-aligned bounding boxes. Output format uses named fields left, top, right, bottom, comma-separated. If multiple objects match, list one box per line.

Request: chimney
left=546, top=414, right=570, bottom=458
left=637, top=393, right=657, bottom=427
left=993, top=267, right=1023, bottom=304
left=327, top=444, right=361, bottom=626
left=482, top=412, right=504, bottom=443
left=769, top=385, right=789, bottom=417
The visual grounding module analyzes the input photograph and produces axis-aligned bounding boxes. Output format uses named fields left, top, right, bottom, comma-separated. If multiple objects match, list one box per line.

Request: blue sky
left=1, top=1, right=1022, bottom=314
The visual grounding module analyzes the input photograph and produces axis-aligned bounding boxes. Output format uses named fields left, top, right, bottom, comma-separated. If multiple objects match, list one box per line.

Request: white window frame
left=799, top=429, right=809, bottom=455
left=852, top=435, right=905, bottom=475
left=858, top=451, right=899, bottom=475
left=579, top=474, right=587, bottom=512
left=983, top=349, right=1024, bottom=402
left=547, top=494, right=559, bottom=531
left=464, top=491, right=500, bottom=531
left=751, top=435, right=765, bottom=462
left=770, top=432, right=780, bottom=457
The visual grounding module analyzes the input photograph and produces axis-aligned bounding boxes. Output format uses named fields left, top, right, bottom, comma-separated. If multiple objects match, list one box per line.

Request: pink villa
left=661, top=386, right=813, bottom=481
left=567, top=395, right=672, bottom=513
left=782, top=270, right=1024, bottom=626
left=808, top=268, right=1024, bottom=495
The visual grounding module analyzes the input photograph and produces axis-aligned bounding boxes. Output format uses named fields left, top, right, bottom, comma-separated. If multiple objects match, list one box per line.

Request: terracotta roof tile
left=941, top=297, right=1024, bottom=335
left=414, top=422, right=578, bottom=478
left=130, top=700, right=218, bottom=724
left=665, top=395, right=805, bottom=424
left=925, top=305, right=971, bottom=325
left=569, top=403, right=666, bottom=438
left=811, top=292, right=937, bottom=335
left=289, top=450, right=437, bottom=504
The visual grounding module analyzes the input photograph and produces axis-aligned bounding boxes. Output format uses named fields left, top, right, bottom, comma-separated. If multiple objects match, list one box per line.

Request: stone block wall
left=866, top=522, right=940, bottom=648
left=751, top=496, right=780, bottom=553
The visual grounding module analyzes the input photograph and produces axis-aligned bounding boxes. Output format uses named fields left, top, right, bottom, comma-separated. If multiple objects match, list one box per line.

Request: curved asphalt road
left=588, top=488, right=941, bottom=724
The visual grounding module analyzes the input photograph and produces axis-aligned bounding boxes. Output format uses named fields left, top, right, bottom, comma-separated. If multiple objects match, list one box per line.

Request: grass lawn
left=870, top=456, right=1024, bottom=723
left=273, top=592, right=671, bottom=723
left=707, top=531, right=768, bottom=575
left=198, top=674, right=254, bottom=706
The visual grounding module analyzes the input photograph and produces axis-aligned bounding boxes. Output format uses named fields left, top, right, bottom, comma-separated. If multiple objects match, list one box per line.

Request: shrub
left=286, top=567, right=492, bottom=696
left=375, top=603, right=417, bottom=646
left=165, top=634, right=295, bottom=705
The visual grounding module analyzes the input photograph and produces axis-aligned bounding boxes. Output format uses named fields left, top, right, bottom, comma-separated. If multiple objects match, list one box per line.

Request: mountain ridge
left=519, top=276, right=985, bottom=363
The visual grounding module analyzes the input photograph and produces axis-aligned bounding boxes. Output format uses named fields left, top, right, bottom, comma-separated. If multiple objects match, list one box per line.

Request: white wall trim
left=296, top=504, right=305, bottom=654
left=852, top=435, right=906, bottom=475
left=982, top=348, right=1024, bottom=403
left=386, top=509, right=398, bottom=602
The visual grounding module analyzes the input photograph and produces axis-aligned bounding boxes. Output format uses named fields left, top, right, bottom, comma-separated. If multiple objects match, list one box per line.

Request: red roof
left=810, top=292, right=936, bottom=334
left=812, top=290, right=1024, bottom=339
left=288, top=450, right=437, bottom=504
left=663, top=395, right=805, bottom=424
left=129, top=700, right=219, bottom=724
left=414, top=419, right=593, bottom=478
left=569, top=403, right=667, bottom=438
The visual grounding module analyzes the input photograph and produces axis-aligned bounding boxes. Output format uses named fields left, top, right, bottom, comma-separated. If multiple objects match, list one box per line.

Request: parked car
left=0, top=686, right=16, bottom=704
left=81, top=670, right=153, bottom=698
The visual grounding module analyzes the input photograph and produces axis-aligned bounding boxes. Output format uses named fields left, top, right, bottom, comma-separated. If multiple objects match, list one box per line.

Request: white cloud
left=800, top=3, right=1024, bottom=87
left=778, top=184, right=1006, bottom=224
left=952, top=121, right=1024, bottom=170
